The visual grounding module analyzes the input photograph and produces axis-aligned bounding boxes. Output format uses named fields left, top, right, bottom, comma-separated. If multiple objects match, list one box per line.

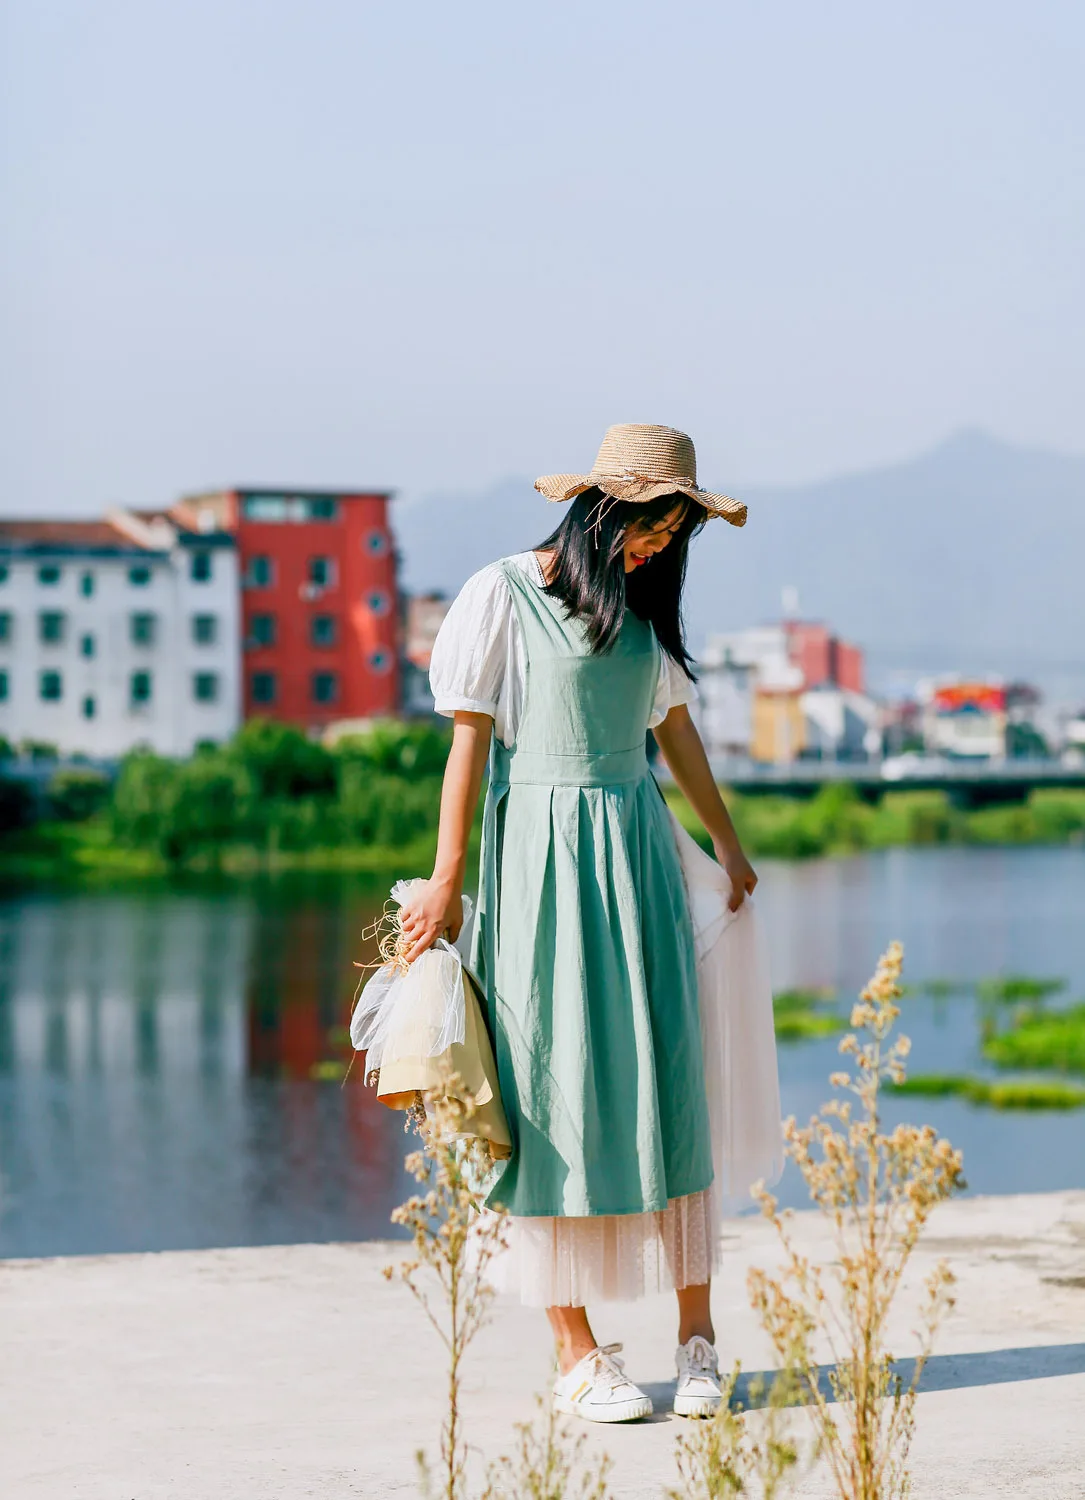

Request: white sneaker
left=673, top=1335, right=722, bottom=1418
left=553, top=1343, right=654, bottom=1424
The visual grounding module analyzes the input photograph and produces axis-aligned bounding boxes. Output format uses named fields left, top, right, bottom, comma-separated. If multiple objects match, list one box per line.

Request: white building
left=0, top=513, right=241, bottom=758
left=696, top=628, right=803, bottom=758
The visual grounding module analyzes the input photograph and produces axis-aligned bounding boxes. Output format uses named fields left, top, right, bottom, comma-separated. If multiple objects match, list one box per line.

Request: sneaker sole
left=554, top=1393, right=654, bottom=1424
left=673, top=1392, right=722, bottom=1419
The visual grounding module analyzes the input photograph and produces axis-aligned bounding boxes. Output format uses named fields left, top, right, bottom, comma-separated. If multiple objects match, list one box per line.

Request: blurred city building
left=0, top=513, right=240, bottom=756
left=697, top=618, right=872, bottom=765
left=920, top=679, right=1007, bottom=759
left=178, top=489, right=399, bottom=732
left=401, top=592, right=451, bottom=717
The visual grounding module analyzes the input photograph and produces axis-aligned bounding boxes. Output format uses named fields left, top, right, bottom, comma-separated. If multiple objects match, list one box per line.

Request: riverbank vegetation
left=2, top=721, right=1085, bottom=882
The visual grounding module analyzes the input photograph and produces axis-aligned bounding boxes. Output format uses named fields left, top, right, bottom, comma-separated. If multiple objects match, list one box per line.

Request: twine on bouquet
left=349, top=899, right=425, bottom=1122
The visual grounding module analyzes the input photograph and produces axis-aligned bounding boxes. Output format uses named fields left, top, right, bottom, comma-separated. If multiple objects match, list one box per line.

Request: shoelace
left=685, top=1336, right=718, bottom=1375
left=587, top=1343, right=634, bottom=1393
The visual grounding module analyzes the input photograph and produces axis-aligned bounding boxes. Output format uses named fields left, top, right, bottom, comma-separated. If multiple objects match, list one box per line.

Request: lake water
left=1, top=847, right=1083, bottom=1259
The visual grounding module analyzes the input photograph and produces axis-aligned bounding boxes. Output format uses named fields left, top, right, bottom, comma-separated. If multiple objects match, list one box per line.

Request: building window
left=367, top=590, right=390, bottom=616
left=80, top=633, right=95, bottom=659
left=39, top=611, right=66, bottom=645
left=190, top=551, right=213, bottom=583
left=369, top=648, right=393, bottom=674
left=364, top=531, right=389, bottom=556
left=193, top=672, right=219, bottom=703
left=130, top=612, right=157, bottom=647
left=38, top=564, right=62, bottom=586
left=0, top=612, right=11, bottom=643
left=80, top=571, right=95, bottom=597
left=311, top=671, right=338, bottom=705
left=308, top=556, right=335, bottom=588
left=310, top=614, right=337, bottom=647
left=40, top=670, right=63, bottom=702
left=82, top=695, right=96, bottom=720
left=242, top=494, right=339, bottom=522
left=248, top=613, right=276, bottom=648
left=251, top=671, right=277, bottom=705
left=0, top=670, right=8, bottom=701
left=128, top=564, right=152, bottom=586
left=192, top=614, right=218, bottom=645
left=246, top=555, right=274, bottom=589
left=130, top=670, right=152, bottom=706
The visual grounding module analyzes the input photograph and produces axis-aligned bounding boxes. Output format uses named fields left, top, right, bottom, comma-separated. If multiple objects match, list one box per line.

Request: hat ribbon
left=592, top=467, right=697, bottom=487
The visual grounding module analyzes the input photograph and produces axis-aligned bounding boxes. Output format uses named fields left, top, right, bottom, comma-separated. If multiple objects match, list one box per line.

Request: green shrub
left=230, top=718, right=336, bottom=799
left=0, top=776, right=35, bottom=832
left=334, top=719, right=451, bottom=777
left=47, top=769, right=112, bottom=822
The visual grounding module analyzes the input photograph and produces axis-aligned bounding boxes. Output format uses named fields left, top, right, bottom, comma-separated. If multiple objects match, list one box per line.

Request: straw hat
left=535, top=423, right=746, bottom=527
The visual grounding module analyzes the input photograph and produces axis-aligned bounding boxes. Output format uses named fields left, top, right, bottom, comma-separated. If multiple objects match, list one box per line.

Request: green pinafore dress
left=471, top=561, right=714, bottom=1219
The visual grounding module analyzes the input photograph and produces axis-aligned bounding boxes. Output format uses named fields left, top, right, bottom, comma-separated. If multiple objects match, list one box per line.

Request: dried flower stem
left=385, top=1070, right=509, bottom=1500
left=748, top=942, right=965, bottom=1500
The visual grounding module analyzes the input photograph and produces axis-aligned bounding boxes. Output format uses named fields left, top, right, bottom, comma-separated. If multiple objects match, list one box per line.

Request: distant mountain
left=395, top=431, right=1085, bottom=700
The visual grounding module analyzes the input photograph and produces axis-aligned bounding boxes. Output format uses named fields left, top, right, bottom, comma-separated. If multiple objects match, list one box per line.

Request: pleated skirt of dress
left=486, top=811, right=783, bottom=1308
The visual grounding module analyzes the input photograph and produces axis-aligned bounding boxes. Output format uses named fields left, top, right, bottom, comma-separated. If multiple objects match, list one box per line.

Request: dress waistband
left=492, top=741, right=649, bottom=789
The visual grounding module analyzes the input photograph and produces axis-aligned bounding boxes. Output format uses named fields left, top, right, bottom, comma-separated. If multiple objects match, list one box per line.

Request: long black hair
left=537, top=487, right=707, bottom=679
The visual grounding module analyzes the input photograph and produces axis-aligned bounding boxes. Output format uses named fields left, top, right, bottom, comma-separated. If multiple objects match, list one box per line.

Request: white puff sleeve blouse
left=429, top=552, right=695, bottom=747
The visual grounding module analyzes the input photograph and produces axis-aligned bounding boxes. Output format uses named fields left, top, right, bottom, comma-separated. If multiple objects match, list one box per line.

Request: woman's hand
left=398, top=877, right=465, bottom=963
left=714, top=839, right=758, bottom=913
left=398, top=710, right=492, bottom=964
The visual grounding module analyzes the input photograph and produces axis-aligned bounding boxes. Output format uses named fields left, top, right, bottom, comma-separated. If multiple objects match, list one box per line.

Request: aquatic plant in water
left=982, top=1002, right=1085, bottom=1075
left=773, top=988, right=845, bottom=1042
left=890, top=1073, right=1085, bottom=1110
left=976, top=975, right=1067, bottom=1004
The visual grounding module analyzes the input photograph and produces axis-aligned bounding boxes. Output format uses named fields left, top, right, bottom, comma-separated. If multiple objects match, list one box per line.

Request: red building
left=176, top=488, right=398, bottom=729
left=784, top=621, right=864, bottom=693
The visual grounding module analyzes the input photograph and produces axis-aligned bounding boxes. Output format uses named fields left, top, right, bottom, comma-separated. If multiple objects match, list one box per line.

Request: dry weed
left=385, top=1074, right=509, bottom=1500
left=748, top=941, right=965, bottom=1500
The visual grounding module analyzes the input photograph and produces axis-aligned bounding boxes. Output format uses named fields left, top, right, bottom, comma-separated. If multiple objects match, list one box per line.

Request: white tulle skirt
left=488, top=810, right=783, bottom=1307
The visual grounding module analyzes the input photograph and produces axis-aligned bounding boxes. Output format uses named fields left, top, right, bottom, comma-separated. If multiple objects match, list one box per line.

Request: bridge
left=657, top=756, right=1085, bottom=810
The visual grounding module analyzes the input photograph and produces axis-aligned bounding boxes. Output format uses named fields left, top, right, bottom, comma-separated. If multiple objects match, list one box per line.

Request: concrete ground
left=2, top=1191, right=1084, bottom=1500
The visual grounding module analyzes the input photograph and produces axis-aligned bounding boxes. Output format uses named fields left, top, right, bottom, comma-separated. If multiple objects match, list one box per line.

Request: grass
left=773, top=987, right=845, bottom=1042
left=982, top=1002, right=1085, bottom=1074
left=889, top=1072, right=1085, bottom=1110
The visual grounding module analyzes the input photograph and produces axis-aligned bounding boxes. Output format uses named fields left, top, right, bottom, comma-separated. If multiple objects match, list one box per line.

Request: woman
left=401, top=423, right=778, bottom=1423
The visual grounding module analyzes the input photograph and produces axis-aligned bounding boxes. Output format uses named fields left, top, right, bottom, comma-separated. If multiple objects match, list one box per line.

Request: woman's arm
left=399, top=710, right=493, bottom=960
left=653, top=702, right=757, bottom=911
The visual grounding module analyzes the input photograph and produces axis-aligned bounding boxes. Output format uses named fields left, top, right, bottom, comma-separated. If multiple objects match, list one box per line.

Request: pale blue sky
left=2, top=1, right=1082, bottom=515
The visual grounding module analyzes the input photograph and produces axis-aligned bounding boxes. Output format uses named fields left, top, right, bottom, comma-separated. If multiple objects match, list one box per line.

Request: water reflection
left=0, top=849, right=1083, bottom=1259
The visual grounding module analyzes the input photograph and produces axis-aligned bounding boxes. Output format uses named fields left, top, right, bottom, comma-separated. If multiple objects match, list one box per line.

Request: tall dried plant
left=385, top=1076, right=510, bottom=1500
left=481, top=1392, right=614, bottom=1500
left=666, top=1363, right=803, bottom=1500
left=747, top=941, right=965, bottom=1500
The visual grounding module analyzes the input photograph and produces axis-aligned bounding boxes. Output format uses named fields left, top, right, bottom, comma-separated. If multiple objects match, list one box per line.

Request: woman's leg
left=676, top=1281, right=715, bottom=1346
left=547, top=1305, right=600, bottom=1374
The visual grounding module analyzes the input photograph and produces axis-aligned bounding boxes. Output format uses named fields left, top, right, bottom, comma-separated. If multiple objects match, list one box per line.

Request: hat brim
left=534, top=472, right=746, bottom=527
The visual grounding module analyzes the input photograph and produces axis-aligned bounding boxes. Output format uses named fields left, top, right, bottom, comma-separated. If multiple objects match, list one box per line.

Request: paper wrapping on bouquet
left=350, top=881, right=511, bottom=1160
left=668, top=810, right=784, bottom=1213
